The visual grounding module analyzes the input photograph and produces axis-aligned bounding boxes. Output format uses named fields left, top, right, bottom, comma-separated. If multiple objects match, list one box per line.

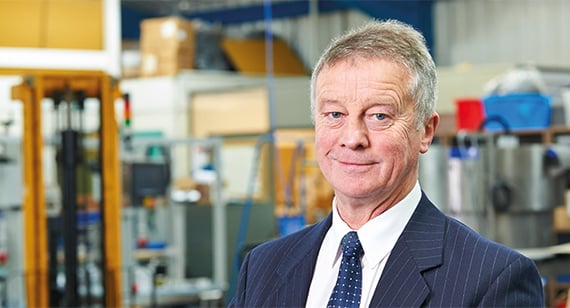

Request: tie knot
left=341, top=231, right=363, bottom=258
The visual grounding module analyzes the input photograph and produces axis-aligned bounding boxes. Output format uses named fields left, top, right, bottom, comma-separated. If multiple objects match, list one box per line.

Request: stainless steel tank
left=490, top=144, right=567, bottom=248
left=419, top=136, right=569, bottom=249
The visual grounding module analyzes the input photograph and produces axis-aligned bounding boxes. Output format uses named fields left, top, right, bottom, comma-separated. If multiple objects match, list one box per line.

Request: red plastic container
left=455, top=98, right=484, bottom=132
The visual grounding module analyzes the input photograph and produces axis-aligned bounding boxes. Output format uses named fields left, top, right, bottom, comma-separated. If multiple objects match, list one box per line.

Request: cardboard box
left=554, top=206, right=570, bottom=233
left=140, top=16, right=194, bottom=49
left=140, top=16, right=195, bottom=76
left=141, top=48, right=193, bottom=76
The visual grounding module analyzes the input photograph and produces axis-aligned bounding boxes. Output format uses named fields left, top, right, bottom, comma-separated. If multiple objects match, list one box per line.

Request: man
left=228, top=19, right=544, bottom=307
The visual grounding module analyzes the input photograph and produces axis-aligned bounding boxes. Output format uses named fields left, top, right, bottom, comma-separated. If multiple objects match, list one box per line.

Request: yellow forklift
left=9, top=70, right=123, bottom=307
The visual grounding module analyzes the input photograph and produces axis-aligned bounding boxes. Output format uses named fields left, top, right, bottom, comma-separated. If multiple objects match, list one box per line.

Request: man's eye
left=374, top=113, right=387, bottom=120
left=330, top=112, right=342, bottom=118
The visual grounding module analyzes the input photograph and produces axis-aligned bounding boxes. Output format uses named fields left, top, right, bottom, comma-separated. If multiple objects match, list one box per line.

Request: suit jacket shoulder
left=371, top=193, right=545, bottom=307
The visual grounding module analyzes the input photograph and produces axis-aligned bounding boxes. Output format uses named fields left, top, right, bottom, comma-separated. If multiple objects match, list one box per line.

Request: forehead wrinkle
left=317, top=59, right=409, bottom=112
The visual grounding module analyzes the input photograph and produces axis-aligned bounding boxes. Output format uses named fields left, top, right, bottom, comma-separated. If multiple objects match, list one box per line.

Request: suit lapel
left=370, top=193, right=446, bottom=307
left=267, top=215, right=332, bottom=306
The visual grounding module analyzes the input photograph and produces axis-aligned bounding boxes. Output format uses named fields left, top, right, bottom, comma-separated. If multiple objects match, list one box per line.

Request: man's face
left=314, top=58, right=436, bottom=206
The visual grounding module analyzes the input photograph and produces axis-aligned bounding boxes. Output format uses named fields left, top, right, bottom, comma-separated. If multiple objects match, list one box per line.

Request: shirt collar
left=330, top=181, right=421, bottom=267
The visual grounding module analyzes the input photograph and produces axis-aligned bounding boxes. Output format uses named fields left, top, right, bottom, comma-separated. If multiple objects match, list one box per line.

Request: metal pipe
left=211, top=139, right=227, bottom=289
left=61, top=129, right=79, bottom=306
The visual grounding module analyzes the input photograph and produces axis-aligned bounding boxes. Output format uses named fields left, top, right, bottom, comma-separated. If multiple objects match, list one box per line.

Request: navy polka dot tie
left=327, top=231, right=364, bottom=308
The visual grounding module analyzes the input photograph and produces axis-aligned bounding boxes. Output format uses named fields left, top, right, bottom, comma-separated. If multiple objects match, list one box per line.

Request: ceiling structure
left=120, top=0, right=434, bottom=47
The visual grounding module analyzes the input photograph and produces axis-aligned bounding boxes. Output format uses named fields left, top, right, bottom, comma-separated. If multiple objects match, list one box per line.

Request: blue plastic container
left=482, top=93, right=551, bottom=132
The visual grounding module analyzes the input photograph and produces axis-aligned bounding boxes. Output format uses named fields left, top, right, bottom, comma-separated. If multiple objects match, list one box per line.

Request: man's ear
left=420, top=112, right=439, bottom=154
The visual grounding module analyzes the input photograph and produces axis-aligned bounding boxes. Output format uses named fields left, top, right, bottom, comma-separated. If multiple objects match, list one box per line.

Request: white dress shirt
left=305, top=182, right=421, bottom=307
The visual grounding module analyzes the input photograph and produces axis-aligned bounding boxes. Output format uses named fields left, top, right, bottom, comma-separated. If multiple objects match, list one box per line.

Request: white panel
left=103, top=0, right=122, bottom=77
left=0, top=48, right=113, bottom=72
left=434, top=1, right=451, bottom=65
left=272, top=76, right=311, bottom=128
left=120, top=77, right=177, bottom=111
left=435, top=0, right=570, bottom=68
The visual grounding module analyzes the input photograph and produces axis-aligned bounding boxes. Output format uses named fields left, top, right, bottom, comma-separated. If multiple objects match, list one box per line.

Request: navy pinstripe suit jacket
left=228, top=192, right=545, bottom=307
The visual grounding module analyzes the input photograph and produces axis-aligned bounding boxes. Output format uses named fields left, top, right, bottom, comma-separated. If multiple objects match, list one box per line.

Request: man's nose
left=341, top=118, right=369, bottom=149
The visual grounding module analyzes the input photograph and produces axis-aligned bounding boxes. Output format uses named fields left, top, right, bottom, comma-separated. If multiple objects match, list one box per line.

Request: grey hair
left=310, top=19, right=437, bottom=129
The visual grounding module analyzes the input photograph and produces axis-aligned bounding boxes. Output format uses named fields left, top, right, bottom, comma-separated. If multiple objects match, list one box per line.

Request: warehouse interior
left=0, top=0, right=570, bottom=306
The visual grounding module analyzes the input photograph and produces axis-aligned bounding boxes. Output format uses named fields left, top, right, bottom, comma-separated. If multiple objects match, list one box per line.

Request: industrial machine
left=7, top=71, right=230, bottom=306
left=120, top=136, right=226, bottom=306
left=420, top=133, right=570, bottom=249
left=10, top=71, right=123, bottom=307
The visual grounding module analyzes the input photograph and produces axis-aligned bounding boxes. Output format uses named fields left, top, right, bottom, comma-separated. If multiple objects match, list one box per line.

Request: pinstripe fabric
left=228, top=192, right=545, bottom=307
